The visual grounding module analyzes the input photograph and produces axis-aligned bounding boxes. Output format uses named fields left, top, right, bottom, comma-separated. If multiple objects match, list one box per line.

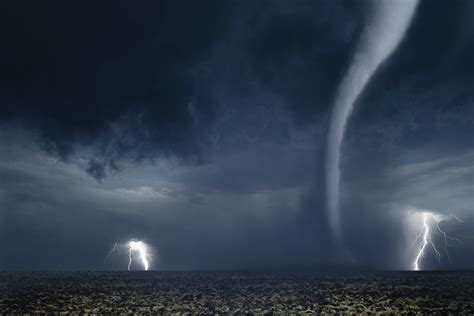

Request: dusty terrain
left=1, top=271, right=473, bottom=314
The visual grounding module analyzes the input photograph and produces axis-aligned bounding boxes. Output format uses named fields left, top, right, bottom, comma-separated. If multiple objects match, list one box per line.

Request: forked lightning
left=105, top=239, right=152, bottom=271
left=412, top=212, right=462, bottom=271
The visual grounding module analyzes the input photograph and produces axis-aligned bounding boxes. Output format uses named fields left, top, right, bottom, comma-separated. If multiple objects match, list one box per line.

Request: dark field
left=1, top=271, right=473, bottom=314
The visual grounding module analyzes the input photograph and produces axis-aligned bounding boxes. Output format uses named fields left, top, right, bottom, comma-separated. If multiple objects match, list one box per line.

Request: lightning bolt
left=435, top=214, right=463, bottom=263
left=104, top=243, right=119, bottom=264
left=105, top=239, right=152, bottom=271
left=412, top=212, right=462, bottom=271
left=127, top=240, right=151, bottom=271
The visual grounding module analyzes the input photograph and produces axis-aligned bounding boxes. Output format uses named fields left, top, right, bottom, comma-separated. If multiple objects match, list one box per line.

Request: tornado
left=325, top=0, right=418, bottom=246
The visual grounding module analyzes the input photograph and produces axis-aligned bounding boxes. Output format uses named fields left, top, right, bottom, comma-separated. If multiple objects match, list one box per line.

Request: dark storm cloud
left=0, top=0, right=473, bottom=270
left=0, top=0, right=226, bottom=166
left=0, top=0, right=360, bottom=176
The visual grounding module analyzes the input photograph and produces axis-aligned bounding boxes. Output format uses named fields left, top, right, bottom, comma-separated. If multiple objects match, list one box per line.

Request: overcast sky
left=0, top=0, right=473, bottom=270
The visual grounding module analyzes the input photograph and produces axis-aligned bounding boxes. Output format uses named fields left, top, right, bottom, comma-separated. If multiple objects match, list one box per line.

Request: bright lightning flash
left=127, top=240, right=151, bottom=271
left=105, top=239, right=152, bottom=271
left=412, top=211, right=462, bottom=271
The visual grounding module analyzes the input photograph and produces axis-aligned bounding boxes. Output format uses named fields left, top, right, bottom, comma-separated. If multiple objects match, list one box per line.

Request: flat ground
left=1, top=271, right=473, bottom=314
